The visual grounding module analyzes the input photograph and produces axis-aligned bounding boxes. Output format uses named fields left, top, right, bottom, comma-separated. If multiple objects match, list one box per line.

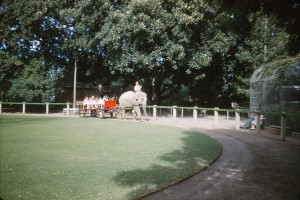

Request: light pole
left=73, top=53, right=77, bottom=109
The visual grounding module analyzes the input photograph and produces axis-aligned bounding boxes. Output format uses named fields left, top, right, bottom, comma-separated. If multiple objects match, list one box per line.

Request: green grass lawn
left=0, top=115, right=221, bottom=200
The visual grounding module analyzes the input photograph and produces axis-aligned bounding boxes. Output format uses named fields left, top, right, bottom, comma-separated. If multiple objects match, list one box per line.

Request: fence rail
left=1, top=101, right=299, bottom=140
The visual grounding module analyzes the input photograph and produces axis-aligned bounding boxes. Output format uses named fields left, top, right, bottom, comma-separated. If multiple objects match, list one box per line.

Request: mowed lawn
left=0, top=115, right=221, bottom=200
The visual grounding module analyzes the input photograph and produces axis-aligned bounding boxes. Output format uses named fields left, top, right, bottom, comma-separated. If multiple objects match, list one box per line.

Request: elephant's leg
left=132, top=109, right=136, bottom=119
left=122, top=109, right=126, bottom=120
left=142, top=106, right=148, bottom=117
left=133, top=105, right=142, bottom=120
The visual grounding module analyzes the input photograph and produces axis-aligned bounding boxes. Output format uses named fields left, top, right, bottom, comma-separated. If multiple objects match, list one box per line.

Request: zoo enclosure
left=0, top=101, right=299, bottom=140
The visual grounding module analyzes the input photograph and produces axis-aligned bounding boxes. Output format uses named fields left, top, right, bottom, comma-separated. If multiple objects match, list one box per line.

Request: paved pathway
left=140, top=117, right=300, bottom=200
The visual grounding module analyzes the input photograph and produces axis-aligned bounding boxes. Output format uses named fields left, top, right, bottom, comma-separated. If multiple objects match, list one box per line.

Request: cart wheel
left=79, top=110, right=85, bottom=117
left=91, top=110, right=97, bottom=117
left=98, top=111, right=104, bottom=119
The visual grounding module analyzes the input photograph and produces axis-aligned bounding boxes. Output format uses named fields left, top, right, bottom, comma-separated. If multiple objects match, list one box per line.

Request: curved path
left=141, top=118, right=300, bottom=200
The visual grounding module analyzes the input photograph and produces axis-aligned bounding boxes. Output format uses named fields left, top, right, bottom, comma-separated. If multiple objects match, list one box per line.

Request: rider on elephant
left=134, top=81, right=142, bottom=105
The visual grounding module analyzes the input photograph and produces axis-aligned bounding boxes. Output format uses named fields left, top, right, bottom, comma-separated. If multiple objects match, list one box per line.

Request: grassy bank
left=0, top=115, right=221, bottom=200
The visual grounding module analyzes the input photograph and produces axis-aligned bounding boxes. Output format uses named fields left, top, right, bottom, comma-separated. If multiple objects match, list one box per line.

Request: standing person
left=83, top=97, right=89, bottom=108
left=134, top=81, right=142, bottom=105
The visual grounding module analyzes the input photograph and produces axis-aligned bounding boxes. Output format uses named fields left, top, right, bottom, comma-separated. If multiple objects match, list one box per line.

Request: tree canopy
left=1, top=0, right=299, bottom=106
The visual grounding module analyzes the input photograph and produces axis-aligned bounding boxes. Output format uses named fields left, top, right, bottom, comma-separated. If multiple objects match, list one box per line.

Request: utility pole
left=73, top=53, right=77, bottom=110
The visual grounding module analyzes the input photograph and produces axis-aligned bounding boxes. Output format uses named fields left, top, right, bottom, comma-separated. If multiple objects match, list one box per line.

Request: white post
left=46, top=102, right=49, bottom=115
left=67, top=102, right=70, bottom=115
left=153, top=105, right=157, bottom=120
left=235, top=110, right=240, bottom=130
left=173, top=106, right=177, bottom=121
left=227, top=111, right=229, bottom=119
left=214, top=107, right=219, bottom=127
left=181, top=108, right=183, bottom=118
left=0, top=102, right=2, bottom=114
left=22, top=102, right=26, bottom=114
left=280, top=113, right=287, bottom=140
left=256, top=114, right=261, bottom=134
left=193, top=107, right=198, bottom=122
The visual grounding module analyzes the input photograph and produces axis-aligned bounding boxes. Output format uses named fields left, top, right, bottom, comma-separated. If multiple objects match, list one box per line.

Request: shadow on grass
left=113, top=130, right=222, bottom=200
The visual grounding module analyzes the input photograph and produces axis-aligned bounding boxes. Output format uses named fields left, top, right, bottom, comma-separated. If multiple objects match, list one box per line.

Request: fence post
left=153, top=105, right=157, bottom=120
left=22, top=102, right=26, bottom=114
left=181, top=108, right=184, bottom=118
left=46, top=102, right=49, bottom=115
left=66, top=102, right=70, bottom=115
left=280, top=113, right=287, bottom=140
left=214, top=107, right=219, bottom=127
left=227, top=111, right=229, bottom=119
left=235, top=110, right=240, bottom=130
left=193, top=107, right=198, bottom=122
left=0, top=102, right=2, bottom=114
left=256, top=114, right=261, bottom=134
left=173, top=106, right=177, bottom=121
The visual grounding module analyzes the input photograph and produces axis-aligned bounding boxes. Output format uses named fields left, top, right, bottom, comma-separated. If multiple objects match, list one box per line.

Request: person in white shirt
left=83, top=97, right=89, bottom=108
left=134, top=81, right=142, bottom=105
left=98, top=98, right=104, bottom=108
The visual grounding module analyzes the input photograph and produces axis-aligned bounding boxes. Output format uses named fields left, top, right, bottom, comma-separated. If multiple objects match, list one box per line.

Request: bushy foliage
left=1, top=0, right=298, bottom=105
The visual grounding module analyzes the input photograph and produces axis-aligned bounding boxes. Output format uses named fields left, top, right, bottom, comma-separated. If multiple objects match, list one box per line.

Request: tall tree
left=234, top=12, right=291, bottom=105
left=186, top=2, right=243, bottom=107
left=216, top=0, right=300, bottom=107
left=99, top=0, right=217, bottom=104
left=0, top=51, right=24, bottom=101
left=1, top=0, right=298, bottom=105
left=263, top=0, right=300, bottom=55
left=236, top=12, right=289, bottom=68
left=6, top=58, right=61, bottom=102
left=1, top=0, right=113, bottom=101
left=1, top=0, right=72, bottom=101
left=1, top=0, right=67, bottom=61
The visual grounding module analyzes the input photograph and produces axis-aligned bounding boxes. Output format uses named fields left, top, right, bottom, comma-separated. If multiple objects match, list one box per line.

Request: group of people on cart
left=82, top=80, right=143, bottom=109
left=83, top=95, right=116, bottom=109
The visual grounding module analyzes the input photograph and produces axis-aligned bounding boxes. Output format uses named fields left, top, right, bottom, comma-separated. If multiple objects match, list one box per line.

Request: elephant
left=118, top=91, right=148, bottom=120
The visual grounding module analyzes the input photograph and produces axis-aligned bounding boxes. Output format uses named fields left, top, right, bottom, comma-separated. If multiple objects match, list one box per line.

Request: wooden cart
left=78, top=99, right=118, bottom=119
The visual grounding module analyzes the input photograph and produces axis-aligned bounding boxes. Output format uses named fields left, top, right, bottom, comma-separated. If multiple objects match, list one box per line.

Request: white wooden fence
left=0, top=101, right=297, bottom=140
